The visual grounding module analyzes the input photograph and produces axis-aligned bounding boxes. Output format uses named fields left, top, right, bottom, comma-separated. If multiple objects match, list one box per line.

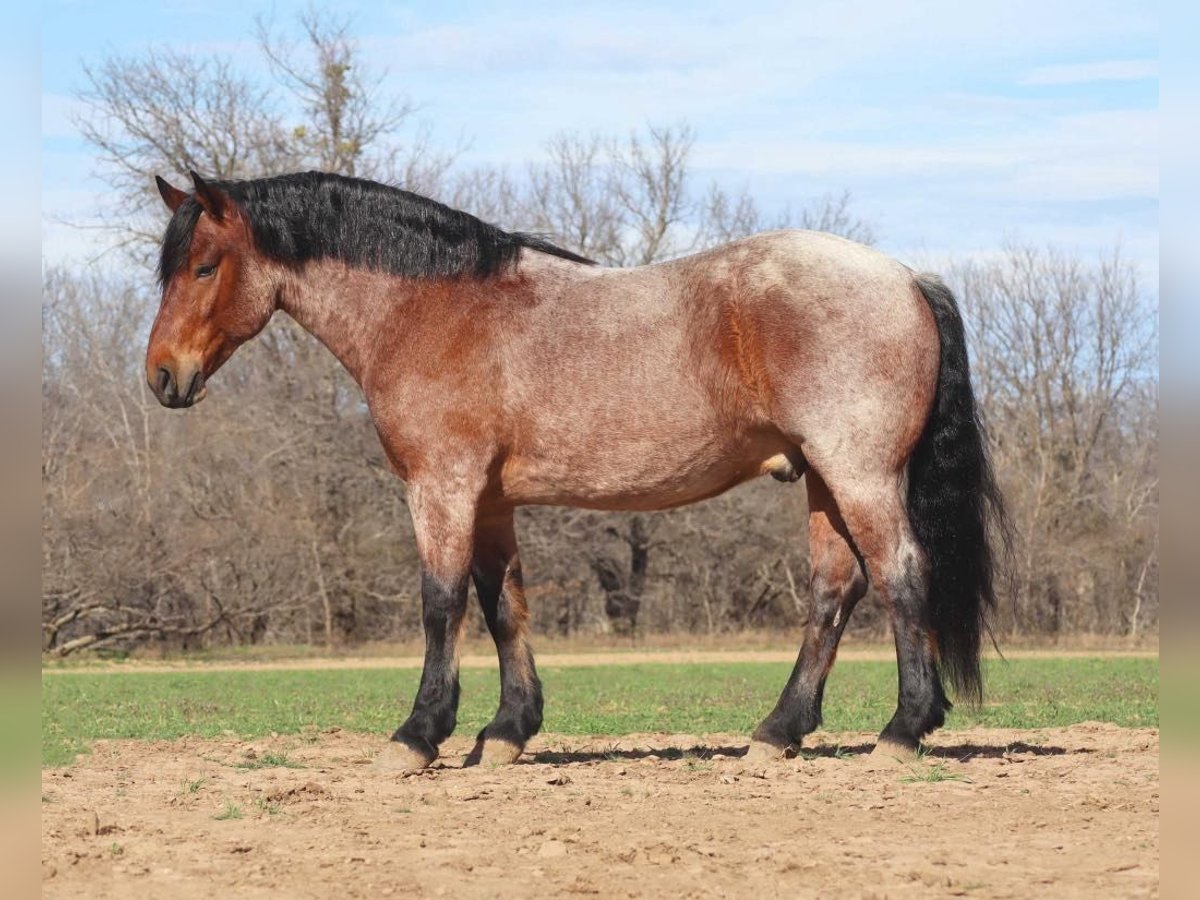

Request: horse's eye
left=195, top=263, right=217, bottom=278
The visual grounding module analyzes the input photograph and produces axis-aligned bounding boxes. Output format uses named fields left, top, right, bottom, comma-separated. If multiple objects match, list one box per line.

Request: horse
left=147, top=170, right=1006, bottom=770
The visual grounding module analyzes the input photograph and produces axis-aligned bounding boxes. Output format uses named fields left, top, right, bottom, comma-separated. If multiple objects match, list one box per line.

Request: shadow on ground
left=526, top=739, right=1084, bottom=765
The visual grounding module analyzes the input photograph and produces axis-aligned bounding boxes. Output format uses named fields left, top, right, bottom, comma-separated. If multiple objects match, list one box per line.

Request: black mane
left=157, top=171, right=593, bottom=286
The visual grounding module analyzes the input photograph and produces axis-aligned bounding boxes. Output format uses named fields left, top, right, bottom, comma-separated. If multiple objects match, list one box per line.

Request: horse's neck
left=275, top=252, right=599, bottom=386
left=276, top=260, right=400, bottom=385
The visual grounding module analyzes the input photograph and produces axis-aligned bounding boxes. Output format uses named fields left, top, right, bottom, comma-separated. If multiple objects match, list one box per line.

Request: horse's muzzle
left=150, top=363, right=206, bottom=409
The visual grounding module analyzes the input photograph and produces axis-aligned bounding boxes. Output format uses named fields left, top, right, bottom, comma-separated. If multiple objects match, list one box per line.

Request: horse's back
left=677, top=229, right=916, bottom=316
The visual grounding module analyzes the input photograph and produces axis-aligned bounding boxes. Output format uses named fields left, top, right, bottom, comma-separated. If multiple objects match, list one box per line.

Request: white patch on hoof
left=870, top=739, right=918, bottom=763
left=745, top=740, right=799, bottom=762
left=373, top=741, right=436, bottom=773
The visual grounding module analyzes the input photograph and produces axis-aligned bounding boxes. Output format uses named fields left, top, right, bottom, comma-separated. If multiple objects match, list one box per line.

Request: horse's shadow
left=526, top=740, right=1082, bottom=766
left=527, top=744, right=747, bottom=765
left=919, top=741, right=1080, bottom=760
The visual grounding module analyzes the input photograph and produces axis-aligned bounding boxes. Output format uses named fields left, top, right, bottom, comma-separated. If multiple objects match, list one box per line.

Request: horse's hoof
left=464, top=738, right=523, bottom=767
left=745, top=739, right=799, bottom=762
left=374, top=740, right=436, bottom=773
left=869, top=739, right=918, bottom=763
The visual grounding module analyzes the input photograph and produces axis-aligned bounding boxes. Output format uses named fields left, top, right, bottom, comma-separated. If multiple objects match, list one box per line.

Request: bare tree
left=447, top=165, right=523, bottom=229
left=74, top=8, right=454, bottom=266
left=523, top=123, right=717, bottom=264
left=255, top=8, right=457, bottom=190
left=75, top=51, right=289, bottom=262
left=609, top=123, right=696, bottom=265
left=795, top=190, right=877, bottom=245
left=589, top=516, right=655, bottom=635
left=701, top=184, right=877, bottom=246
left=951, top=243, right=1157, bottom=636
left=524, top=132, right=625, bottom=262
left=699, top=182, right=771, bottom=245
left=257, top=10, right=408, bottom=177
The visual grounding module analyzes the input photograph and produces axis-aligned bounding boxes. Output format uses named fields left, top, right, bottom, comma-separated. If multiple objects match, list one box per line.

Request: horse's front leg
left=377, top=481, right=477, bottom=771
left=464, top=510, right=543, bottom=766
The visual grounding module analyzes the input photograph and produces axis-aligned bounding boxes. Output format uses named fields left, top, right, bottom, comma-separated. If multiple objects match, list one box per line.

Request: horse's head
left=146, top=172, right=276, bottom=408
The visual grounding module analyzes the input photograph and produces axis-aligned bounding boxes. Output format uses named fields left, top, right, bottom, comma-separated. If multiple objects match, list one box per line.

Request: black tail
left=908, top=274, right=1009, bottom=703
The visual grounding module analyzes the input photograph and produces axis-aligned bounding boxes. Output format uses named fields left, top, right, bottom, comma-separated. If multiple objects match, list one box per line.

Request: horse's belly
left=501, top=428, right=794, bottom=510
left=500, top=305, right=793, bottom=509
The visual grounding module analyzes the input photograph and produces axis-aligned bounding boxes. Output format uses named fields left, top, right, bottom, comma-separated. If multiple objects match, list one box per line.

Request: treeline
left=41, top=12, right=1158, bottom=654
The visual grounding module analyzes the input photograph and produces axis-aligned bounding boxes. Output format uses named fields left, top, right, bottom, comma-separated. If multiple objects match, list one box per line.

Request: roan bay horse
left=147, top=170, right=1005, bottom=769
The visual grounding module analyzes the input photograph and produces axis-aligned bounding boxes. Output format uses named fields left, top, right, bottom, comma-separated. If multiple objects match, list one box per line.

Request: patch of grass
left=682, top=751, right=713, bottom=771
left=800, top=744, right=856, bottom=761
left=214, top=801, right=242, bottom=821
left=253, top=797, right=281, bottom=816
left=237, top=752, right=303, bottom=770
left=41, top=656, right=1157, bottom=766
left=184, top=776, right=206, bottom=794
left=900, top=761, right=968, bottom=784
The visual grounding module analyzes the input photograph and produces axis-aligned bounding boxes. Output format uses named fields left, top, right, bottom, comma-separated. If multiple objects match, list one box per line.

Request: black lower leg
left=878, top=627, right=949, bottom=748
left=753, top=576, right=864, bottom=748
left=391, top=571, right=468, bottom=758
left=474, top=564, right=543, bottom=748
left=878, top=562, right=950, bottom=749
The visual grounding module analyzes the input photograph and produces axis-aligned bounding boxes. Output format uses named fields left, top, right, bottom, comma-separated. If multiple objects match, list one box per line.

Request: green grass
left=235, top=751, right=304, bottom=770
left=40, top=656, right=1157, bottom=767
left=214, top=801, right=243, bottom=821
left=900, top=761, right=968, bottom=784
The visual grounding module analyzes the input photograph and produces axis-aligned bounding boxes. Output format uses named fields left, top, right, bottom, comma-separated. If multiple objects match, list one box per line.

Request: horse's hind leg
left=464, top=510, right=544, bottom=766
left=832, top=476, right=950, bottom=756
left=750, top=472, right=867, bottom=757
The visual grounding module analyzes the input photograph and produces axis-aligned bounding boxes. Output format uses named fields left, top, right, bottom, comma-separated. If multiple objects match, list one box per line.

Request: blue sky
left=42, top=0, right=1158, bottom=285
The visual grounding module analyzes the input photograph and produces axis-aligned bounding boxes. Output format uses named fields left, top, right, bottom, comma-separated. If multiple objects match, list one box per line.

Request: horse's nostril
left=157, top=366, right=173, bottom=396
left=183, top=370, right=204, bottom=405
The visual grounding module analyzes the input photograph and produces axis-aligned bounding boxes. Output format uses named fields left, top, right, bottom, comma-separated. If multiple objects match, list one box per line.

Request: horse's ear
left=155, top=175, right=189, bottom=213
left=189, top=170, right=229, bottom=222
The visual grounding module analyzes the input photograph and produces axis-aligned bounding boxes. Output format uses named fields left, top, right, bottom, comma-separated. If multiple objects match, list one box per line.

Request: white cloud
left=378, top=1, right=1155, bottom=77
left=689, top=107, right=1157, bottom=205
left=1021, top=59, right=1158, bottom=86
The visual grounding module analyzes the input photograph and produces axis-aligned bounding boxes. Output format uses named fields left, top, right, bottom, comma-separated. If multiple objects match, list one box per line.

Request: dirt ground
left=41, top=723, right=1157, bottom=899
left=44, top=646, right=1158, bottom=675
